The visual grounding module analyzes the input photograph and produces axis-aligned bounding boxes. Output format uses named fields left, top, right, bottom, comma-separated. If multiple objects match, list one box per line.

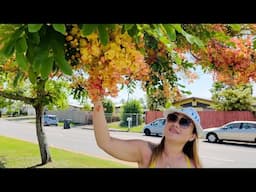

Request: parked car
left=202, top=121, right=256, bottom=143
left=43, top=114, right=58, bottom=126
left=143, top=118, right=166, bottom=136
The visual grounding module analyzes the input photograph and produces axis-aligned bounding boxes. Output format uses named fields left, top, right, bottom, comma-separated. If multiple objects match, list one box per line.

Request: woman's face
left=163, top=112, right=196, bottom=143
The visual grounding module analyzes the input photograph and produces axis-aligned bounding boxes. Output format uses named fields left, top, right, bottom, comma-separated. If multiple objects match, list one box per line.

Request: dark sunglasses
left=167, top=113, right=192, bottom=128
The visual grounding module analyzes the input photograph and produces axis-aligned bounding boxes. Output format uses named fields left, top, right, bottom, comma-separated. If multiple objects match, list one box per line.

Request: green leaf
left=81, top=24, right=97, bottom=36
left=52, top=24, right=66, bottom=35
left=27, top=46, right=40, bottom=73
left=55, top=55, right=72, bottom=75
left=16, top=52, right=28, bottom=71
left=163, top=24, right=176, bottom=41
left=127, top=25, right=138, bottom=37
left=105, top=24, right=115, bottom=30
left=171, top=24, right=183, bottom=33
left=48, top=29, right=73, bottom=75
left=98, top=25, right=109, bottom=45
left=41, top=56, right=54, bottom=79
left=165, top=101, right=172, bottom=109
left=13, top=70, right=22, bottom=87
left=29, top=32, right=40, bottom=45
left=31, top=46, right=48, bottom=73
left=229, top=24, right=241, bottom=32
left=124, top=24, right=134, bottom=31
left=253, top=39, right=256, bottom=49
left=15, top=37, right=28, bottom=53
left=2, top=43, right=15, bottom=57
left=174, top=54, right=182, bottom=65
left=28, top=24, right=43, bottom=33
left=193, top=37, right=204, bottom=48
left=36, top=49, right=50, bottom=73
left=0, top=25, right=22, bottom=55
left=182, top=31, right=204, bottom=48
left=28, top=68, right=37, bottom=84
left=30, top=29, right=51, bottom=74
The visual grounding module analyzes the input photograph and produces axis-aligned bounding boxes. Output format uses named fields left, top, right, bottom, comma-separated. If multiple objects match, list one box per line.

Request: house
left=67, top=103, right=84, bottom=111
left=21, top=104, right=36, bottom=115
left=46, top=103, right=91, bottom=124
left=145, top=97, right=214, bottom=124
left=173, top=97, right=214, bottom=111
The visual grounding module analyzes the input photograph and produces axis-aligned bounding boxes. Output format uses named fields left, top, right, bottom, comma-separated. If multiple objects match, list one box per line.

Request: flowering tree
left=1, top=23, right=256, bottom=166
left=1, top=24, right=196, bottom=165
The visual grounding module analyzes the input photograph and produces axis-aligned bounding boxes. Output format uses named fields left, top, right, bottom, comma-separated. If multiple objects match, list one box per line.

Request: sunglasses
left=167, top=113, right=192, bottom=128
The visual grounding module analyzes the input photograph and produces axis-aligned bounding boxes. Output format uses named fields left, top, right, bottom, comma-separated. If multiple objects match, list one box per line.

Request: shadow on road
left=202, top=140, right=256, bottom=148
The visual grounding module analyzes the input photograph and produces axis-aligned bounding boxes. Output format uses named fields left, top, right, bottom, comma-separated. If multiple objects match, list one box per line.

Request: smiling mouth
left=168, top=127, right=179, bottom=134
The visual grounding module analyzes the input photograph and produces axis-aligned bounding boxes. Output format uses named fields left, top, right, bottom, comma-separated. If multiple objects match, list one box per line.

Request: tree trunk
left=35, top=104, right=52, bottom=165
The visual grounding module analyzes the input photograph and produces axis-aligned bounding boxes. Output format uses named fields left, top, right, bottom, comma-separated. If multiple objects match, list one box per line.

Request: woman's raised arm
left=92, top=100, right=150, bottom=163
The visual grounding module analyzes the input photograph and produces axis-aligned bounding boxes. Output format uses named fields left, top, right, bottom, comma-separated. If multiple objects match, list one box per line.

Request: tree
left=2, top=23, right=256, bottom=166
left=120, top=99, right=143, bottom=127
left=82, top=103, right=92, bottom=111
left=0, top=97, right=11, bottom=116
left=143, top=32, right=197, bottom=110
left=102, top=98, right=115, bottom=123
left=210, top=82, right=256, bottom=111
left=102, top=98, right=114, bottom=114
left=0, top=24, right=72, bottom=165
left=180, top=24, right=256, bottom=85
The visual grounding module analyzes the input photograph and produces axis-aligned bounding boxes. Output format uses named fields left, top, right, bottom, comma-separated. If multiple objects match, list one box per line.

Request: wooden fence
left=145, top=110, right=256, bottom=129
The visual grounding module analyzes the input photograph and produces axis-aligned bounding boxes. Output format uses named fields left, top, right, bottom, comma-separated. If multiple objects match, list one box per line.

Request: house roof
left=69, top=103, right=83, bottom=108
left=173, top=97, right=214, bottom=107
left=174, top=97, right=213, bottom=104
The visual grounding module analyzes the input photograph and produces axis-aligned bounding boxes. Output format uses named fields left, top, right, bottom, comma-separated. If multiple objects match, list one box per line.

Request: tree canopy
left=1, top=23, right=256, bottom=165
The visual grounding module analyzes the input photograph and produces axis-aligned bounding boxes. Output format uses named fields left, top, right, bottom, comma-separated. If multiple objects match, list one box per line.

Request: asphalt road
left=1, top=118, right=256, bottom=168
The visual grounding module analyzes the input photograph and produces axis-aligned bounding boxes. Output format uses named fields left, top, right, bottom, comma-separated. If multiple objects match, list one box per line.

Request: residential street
left=1, top=118, right=256, bottom=168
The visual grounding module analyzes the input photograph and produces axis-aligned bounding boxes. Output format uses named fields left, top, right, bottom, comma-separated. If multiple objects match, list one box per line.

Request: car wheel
left=207, top=133, right=218, bottom=143
left=144, top=129, right=151, bottom=136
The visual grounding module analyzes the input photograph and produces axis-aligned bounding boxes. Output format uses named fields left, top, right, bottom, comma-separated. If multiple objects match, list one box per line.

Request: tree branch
left=189, top=49, right=202, bottom=61
left=0, top=91, right=35, bottom=105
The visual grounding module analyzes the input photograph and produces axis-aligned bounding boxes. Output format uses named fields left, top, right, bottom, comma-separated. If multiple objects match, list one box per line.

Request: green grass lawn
left=0, top=135, right=135, bottom=168
left=107, top=121, right=145, bottom=133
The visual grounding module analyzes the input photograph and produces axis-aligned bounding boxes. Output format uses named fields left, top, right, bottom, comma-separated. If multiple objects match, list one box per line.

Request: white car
left=143, top=118, right=166, bottom=136
left=202, top=121, right=256, bottom=143
left=43, top=115, right=58, bottom=126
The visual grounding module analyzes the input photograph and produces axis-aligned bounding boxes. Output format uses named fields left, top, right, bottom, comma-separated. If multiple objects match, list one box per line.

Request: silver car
left=202, top=121, right=256, bottom=143
left=143, top=118, right=166, bottom=136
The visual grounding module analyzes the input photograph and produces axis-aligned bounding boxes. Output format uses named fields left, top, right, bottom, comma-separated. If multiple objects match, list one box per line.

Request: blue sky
left=69, top=66, right=256, bottom=105
left=110, top=66, right=256, bottom=104
left=111, top=67, right=213, bottom=104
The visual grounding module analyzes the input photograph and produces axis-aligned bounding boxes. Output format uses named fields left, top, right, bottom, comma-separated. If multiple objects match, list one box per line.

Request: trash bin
left=64, top=119, right=72, bottom=129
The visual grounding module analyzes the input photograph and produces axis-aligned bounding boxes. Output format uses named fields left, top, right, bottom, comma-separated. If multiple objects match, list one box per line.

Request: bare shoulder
left=132, top=139, right=155, bottom=151
left=137, top=140, right=157, bottom=167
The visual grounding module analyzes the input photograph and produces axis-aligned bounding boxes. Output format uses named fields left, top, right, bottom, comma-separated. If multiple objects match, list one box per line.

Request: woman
left=93, top=100, right=203, bottom=168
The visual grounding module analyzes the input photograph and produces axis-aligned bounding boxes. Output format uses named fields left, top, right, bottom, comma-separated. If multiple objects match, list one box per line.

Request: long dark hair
left=149, top=127, right=201, bottom=168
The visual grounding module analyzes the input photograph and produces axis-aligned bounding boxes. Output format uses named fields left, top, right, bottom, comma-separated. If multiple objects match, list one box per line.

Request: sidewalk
left=72, top=124, right=129, bottom=132
left=2, top=116, right=134, bottom=133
